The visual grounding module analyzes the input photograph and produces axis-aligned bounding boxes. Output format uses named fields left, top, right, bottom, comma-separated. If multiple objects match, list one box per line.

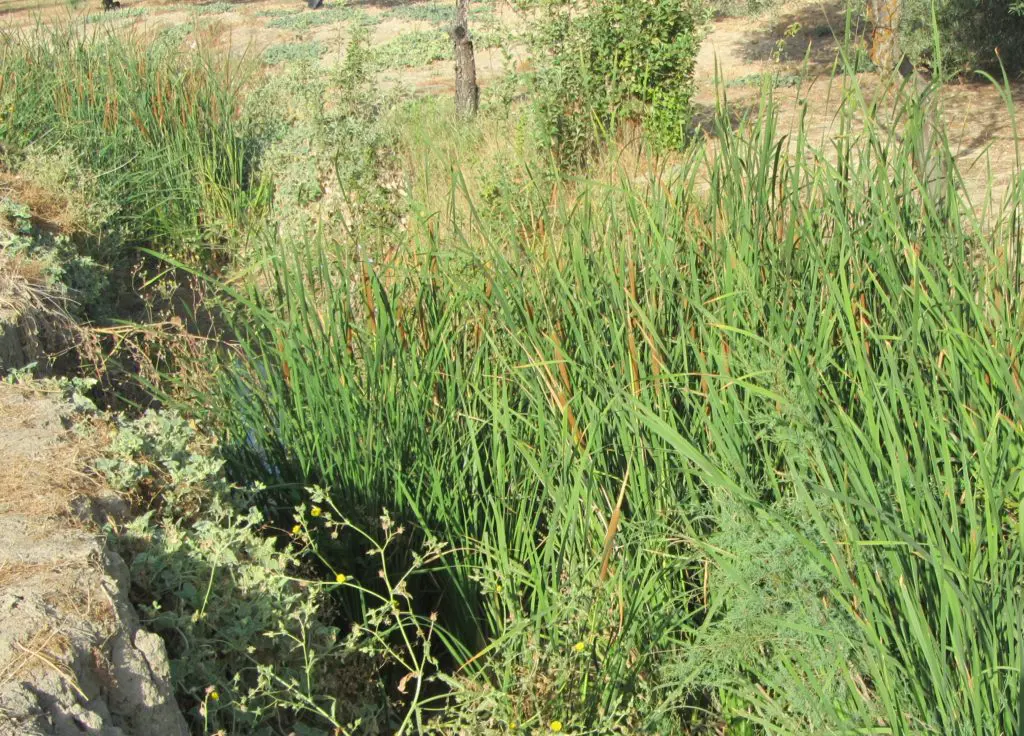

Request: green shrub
left=897, top=0, right=1024, bottom=72
left=243, top=32, right=400, bottom=241
left=522, top=0, right=708, bottom=165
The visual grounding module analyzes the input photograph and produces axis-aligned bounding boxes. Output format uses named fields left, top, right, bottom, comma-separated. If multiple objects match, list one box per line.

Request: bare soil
left=0, top=382, right=186, bottom=735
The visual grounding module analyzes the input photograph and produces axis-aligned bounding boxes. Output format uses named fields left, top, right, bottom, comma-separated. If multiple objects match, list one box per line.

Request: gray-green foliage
left=264, top=5, right=375, bottom=30
left=371, top=27, right=507, bottom=70
left=388, top=1, right=455, bottom=25
left=887, top=0, right=1024, bottom=72
left=101, top=411, right=434, bottom=733
left=708, top=0, right=781, bottom=16
left=193, top=2, right=235, bottom=14
left=244, top=33, right=399, bottom=240
left=96, top=411, right=227, bottom=503
left=261, top=40, right=327, bottom=65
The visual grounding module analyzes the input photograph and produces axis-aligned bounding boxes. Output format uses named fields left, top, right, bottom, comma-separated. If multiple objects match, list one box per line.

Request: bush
left=523, top=0, right=708, bottom=165
left=896, top=0, right=1024, bottom=72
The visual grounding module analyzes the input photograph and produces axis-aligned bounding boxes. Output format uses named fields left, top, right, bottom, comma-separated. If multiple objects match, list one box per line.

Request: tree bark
left=452, top=0, right=479, bottom=117
left=867, top=1, right=948, bottom=204
left=867, top=0, right=903, bottom=69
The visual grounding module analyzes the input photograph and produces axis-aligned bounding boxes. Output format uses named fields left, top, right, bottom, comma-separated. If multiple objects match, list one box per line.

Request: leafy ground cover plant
left=100, top=410, right=453, bottom=733
left=261, top=40, right=328, bottom=66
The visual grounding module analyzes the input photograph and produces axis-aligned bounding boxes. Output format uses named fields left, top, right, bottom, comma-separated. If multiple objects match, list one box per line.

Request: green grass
left=185, top=66, right=1024, bottom=733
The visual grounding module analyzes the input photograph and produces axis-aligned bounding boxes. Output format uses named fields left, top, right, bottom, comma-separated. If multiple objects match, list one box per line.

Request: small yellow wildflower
left=573, top=641, right=585, bottom=653
left=335, top=573, right=348, bottom=584
left=494, top=584, right=503, bottom=593
left=291, top=525, right=301, bottom=535
left=310, top=506, right=322, bottom=517
left=209, top=690, right=220, bottom=702
left=549, top=720, right=563, bottom=733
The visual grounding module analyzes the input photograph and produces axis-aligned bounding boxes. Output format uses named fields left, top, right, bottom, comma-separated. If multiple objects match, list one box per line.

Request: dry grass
left=0, top=560, right=58, bottom=590
left=0, top=381, right=108, bottom=520
left=0, top=171, right=92, bottom=236
left=0, top=627, right=76, bottom=694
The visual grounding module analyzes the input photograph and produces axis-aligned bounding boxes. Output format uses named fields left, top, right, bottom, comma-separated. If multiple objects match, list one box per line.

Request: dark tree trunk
left=451, top=0, right=479, bottom=117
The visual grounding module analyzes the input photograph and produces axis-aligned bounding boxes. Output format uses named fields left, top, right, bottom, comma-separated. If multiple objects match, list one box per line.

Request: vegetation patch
left=4, top=5, right=1024, bottom=736
left=261, top=39, right=328, bottom=65
left=264, top=5, right=376, bottom=31
left=372, top=26, right=507, bottom=69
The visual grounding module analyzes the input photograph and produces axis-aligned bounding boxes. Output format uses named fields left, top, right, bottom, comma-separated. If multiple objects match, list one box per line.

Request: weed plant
left=261, top=40, right=329, bottom=65
left=371, top=27, right=507, bottom=70
left=264, top=6, right=375, bottom=31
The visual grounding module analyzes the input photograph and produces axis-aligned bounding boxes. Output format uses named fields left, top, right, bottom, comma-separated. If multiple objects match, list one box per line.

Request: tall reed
left=0, top=22, right=268, bottom=261
left=191, top=67, right=1024, bottom=732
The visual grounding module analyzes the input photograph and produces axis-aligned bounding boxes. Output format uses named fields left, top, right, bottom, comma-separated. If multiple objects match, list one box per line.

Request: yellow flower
left=291, top=525, right=301, bottom=535
left=494, top=583, right=503, bottom=593
left=549, top=721, right=563, bottom=733
left=209, top=690, right=220, bottom=701
left=573, top=641, right=585, bottom=653
left=335, top=573, right=347, bottom=584
left=310, top=506, right=322, bottom=517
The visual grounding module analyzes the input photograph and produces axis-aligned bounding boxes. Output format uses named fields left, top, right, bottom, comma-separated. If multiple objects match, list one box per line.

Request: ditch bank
left=0, top=381, right=187, bottom=736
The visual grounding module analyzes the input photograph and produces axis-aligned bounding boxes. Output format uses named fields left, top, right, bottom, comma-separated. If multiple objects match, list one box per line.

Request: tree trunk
left=867, top=1, right=948, bottom=204
left=452, top=0, right=479, bottom=117
left=867, top=0, right=903, bottom=69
